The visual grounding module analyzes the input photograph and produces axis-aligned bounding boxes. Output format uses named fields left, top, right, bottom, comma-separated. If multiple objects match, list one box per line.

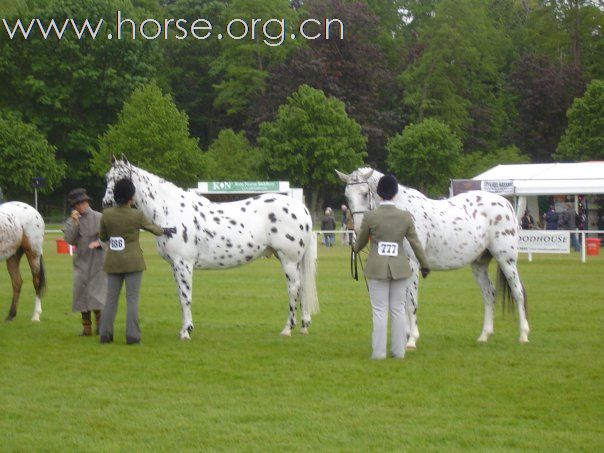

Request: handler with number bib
left=98, top=178, right=176, bottom=345
left=353, top=174, right=430, bottom=360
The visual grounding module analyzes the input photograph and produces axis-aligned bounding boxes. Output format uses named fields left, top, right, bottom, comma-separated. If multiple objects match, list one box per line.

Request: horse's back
left=0, top=202, right=45, bottom=255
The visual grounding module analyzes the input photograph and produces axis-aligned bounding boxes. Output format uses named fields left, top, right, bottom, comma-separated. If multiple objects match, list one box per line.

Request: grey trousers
left=367, top=278, right=410, bottom=359
left=99, top=271, right=143, bottom=343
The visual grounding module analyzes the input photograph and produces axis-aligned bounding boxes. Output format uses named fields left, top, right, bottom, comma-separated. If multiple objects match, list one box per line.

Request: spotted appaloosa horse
left=337, top=168, right=529, bottom=345
left=102, top=156, right=319, bottom=340
left=1, top=202, right=46, bottom=322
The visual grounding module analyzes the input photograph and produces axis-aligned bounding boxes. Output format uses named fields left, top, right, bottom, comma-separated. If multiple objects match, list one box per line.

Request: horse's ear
left=335, top=170, right=350, bottom=183
left=360, top=169, right=374, bottom=181
left=121, top=153, right=130, bottom=165
left=110, top=154, right=117, bottom=164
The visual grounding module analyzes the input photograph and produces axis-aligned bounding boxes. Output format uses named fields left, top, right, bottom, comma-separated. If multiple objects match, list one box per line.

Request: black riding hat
left=67, top=188, right=92, bottom=207
left=377, top=174, right=398, bottom=200
left=114, top=178, right=136, bottom=206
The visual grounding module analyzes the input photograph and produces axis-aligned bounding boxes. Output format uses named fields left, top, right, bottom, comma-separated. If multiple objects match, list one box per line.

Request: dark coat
left=99, top=206, right=163, bottom=274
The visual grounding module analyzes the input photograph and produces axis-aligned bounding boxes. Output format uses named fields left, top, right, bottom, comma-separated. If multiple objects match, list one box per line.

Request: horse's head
left=336, top=168, right=376, bottom=234
left=102, top=154, right=134, bottom=208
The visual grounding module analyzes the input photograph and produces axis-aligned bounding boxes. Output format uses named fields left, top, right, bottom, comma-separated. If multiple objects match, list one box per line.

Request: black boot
left=94, top=310, right=101, bottom=335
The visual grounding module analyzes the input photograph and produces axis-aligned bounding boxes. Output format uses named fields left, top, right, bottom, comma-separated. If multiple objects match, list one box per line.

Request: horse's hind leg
left=171, top=261, right=195, bottom=340
left=471, top=260, right=496, bottom=342
left=5, top=249, right=24, bottom=321
left=279, top=259, right=301, bottom=337
left=24, top=251, right=43, bottom=321
left=497, top=259, right=530, bottom=343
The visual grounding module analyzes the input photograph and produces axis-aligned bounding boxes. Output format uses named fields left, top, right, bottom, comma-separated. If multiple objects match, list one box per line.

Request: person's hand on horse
left=163, top=227, right=177, bottom=238
left=88, top=240, right=101, bottom=249
left=421, top=267, right=430, bottom=279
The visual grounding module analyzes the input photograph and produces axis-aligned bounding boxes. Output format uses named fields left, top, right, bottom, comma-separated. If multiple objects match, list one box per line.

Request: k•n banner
left=518, top=230, right=570, bottom=254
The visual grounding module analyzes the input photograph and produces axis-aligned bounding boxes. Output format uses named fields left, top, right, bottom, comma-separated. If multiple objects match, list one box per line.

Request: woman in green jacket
left=353, top=174, right=430, bottom=359
left=99, top=178, right=175, bottom=344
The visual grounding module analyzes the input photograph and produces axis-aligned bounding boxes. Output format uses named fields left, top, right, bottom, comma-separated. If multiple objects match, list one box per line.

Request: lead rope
left=351, top=247, right=369, bottom=292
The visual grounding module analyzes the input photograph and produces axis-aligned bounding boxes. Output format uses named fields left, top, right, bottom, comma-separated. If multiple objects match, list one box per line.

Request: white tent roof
left=472, top=162, right=604, bottom=195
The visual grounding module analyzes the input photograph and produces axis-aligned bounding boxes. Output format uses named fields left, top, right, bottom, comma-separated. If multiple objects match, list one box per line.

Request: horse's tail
left=495, top=265, right=527, bottom=317
left=300, top=232, right=319, bottom=315
left=38, top=255, right=47, bottom=296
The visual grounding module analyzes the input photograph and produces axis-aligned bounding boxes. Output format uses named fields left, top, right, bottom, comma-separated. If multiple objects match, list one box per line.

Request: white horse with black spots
left=337, top=167, right=529, bottom=345
left=1, top=202, right=46, bottom=321
left=102, top=156, right=319, bottom=340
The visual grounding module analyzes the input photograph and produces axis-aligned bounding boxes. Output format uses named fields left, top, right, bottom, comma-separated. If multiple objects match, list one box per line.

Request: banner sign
left=207, top=181, right=280, bottom=192
left=518, top=230, right=570, bottom=254
left=480, top=180, right=514, bottom=195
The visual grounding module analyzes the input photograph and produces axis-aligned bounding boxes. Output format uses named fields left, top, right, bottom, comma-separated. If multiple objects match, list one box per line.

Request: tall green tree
left=92, top=82, right=204, bottom=188
left=204, top=129, right=263, bottom=181
left=0, top=0, right=160, bottom=189
left=0, top=111, right=65, bottom=198
left=400, top=0, right=512, bottom=152
left=555, top=79, right=604, bottom=161
left=257, top=85, right=367, bottom=212
left=386, top=118, right=461, bottom=196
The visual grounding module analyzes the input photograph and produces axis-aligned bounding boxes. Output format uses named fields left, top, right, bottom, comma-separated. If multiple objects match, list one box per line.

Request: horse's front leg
left=171, top=261, right=195, bottom=340
left=405, top=264, right=420, bottom=350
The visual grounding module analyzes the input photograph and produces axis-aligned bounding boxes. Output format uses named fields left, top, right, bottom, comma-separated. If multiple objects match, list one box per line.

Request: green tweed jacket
left=353, top=204, right=429, bottom=280
left=99, top=205, right=163, bottom=274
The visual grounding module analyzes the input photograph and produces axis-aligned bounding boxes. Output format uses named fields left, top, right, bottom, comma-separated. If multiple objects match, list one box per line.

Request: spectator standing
left=321, top=207, right=336, bottom=247
left=544, top=205, right=559, bottom=230
left=63, top=188, right=106, bottom=336
left=521, top=209, right=535, bottom=230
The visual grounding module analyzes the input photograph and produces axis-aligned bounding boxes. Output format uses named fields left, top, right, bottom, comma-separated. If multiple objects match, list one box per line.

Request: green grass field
left=1, top=233, right=603, bottom=451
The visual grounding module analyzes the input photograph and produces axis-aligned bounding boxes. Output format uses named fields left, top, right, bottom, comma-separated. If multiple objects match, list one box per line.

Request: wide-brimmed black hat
left=114, top=178, right=136, bottom=205
left=377, top=174, right=399, bottom=200
left=67, top=188, right=92, bottom=207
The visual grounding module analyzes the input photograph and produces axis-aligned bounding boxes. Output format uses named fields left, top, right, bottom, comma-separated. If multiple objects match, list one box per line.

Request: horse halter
left=346, top=180, right=376, bottom=215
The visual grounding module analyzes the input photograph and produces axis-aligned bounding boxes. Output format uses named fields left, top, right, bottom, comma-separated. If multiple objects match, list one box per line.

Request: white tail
left=300, top=233, right=319, bottom=314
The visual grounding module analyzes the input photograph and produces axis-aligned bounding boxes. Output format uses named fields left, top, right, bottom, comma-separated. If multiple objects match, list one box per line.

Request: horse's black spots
left=193, top=217, right=200, bottom=230
left=247, top=242, right=254, bottom=248
left=241, top=207, right=246, bottom=212
left=240, top=223, right=244, bottom=228
left=494, top=214, right=502, bottom=224
left=299, top=224, right=303, bottom=230
left=477, top=196, right=482, bottom=202
left=218, top=210, right=224, bottom=214
left=182, top=224, right=188, bottom=243
left=193, top=204, right=199, bottom=212
left=229, top=219, right=236, bottom=226
left=299, top=239, right=304, bottom=247
left=283, top=207, right=289, bottom=214
left=245, top=255, right=253, bottom=261
left=305, top=224, right=309, bottom=231
left=268, top=213, right=277, bottom=223
left=285, top=273, right=290, bottom=281
left=226, top=241, right=233, bottom=248
left=246, top=200, right=251, bottom=205
left=149, top=192, right=155, bottom=200
left=200, top=212, right=205, bottom=220
left=285, top=234, right=295, bottom=242
left=219, top=262, right=224, bottom=267
left=291, top=213, right=297, bottom=220
left=271, top=227, right=278, bottom=233
left=203, top=229, right=214, bottom=238
left=180, top=203, right=185, bottom=207
left=213, top=217, right=220, bottom=224
left=264, top=198, right=276, bottom=203
left=220, top=255, right=225, bottom=259
left=180, top=195, right=185, bottom=199
left=220, top=236, right=225, bottom=240
left=506, top=215, right=510, bottom=220
left=252, top=195, right=261, bottom=200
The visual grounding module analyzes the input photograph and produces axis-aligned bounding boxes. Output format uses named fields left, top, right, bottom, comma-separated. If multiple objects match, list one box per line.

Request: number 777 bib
left=377, top=241, right=398, bottom=256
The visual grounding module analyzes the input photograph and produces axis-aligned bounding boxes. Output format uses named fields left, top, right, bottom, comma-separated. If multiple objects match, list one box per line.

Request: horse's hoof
left=31, top=314, right=41, bottom=322
left=519, top=337, right=529, bottom=344
left=5, top=315, right=15, bottom=322
left=405, top=344, right=416, bottom=351
left=180, top=331, right=191, bottom=340
left=300, top=327, right=308, bottom=335
left=477, top=336, right=488, bottom=343
left=280, top=328, right=292, bottom=337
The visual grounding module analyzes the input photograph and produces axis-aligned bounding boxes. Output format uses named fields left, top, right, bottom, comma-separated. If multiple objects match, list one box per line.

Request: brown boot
left=80, top=311, right=92, bottom=336
left=94, top=310, right=101, bottom=335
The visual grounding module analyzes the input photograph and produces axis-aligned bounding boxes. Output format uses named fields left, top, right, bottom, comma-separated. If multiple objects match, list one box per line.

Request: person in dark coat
left=521, top=209, right=535, bottom=230
left=98, top=178, right=176, bottom=344
left=63, top=188, right=106, bottom=336
left=544, top=205, right=559, bottom=230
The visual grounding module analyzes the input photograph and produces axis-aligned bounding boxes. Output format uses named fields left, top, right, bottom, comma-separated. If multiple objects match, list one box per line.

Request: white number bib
left=109, top=236, right=125, bottom=251
left=378, top=241, right=398, bottom=256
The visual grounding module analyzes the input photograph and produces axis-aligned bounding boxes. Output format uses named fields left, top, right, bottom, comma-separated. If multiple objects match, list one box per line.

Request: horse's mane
left=353, top=167, right=428, bottom=201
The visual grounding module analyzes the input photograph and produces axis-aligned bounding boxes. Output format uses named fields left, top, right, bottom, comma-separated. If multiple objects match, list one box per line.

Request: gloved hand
left=420, top=267, right=430, bottom=279
left=163, top=227, right=177, bottom=238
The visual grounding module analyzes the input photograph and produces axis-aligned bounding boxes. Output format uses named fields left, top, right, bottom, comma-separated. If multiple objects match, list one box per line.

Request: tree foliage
left=0, top=111, right=65, bottom=197
left=258, top=85, right=366, bottom=210
left=386, top=118, right=461, bottom=195
left=456, top=146, right=530, bottom=179
left=555, top=79, right=604, bottom=162
left=204, top=129, right=263, bottom=181
left=92, top=82, right=203, bottom=188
